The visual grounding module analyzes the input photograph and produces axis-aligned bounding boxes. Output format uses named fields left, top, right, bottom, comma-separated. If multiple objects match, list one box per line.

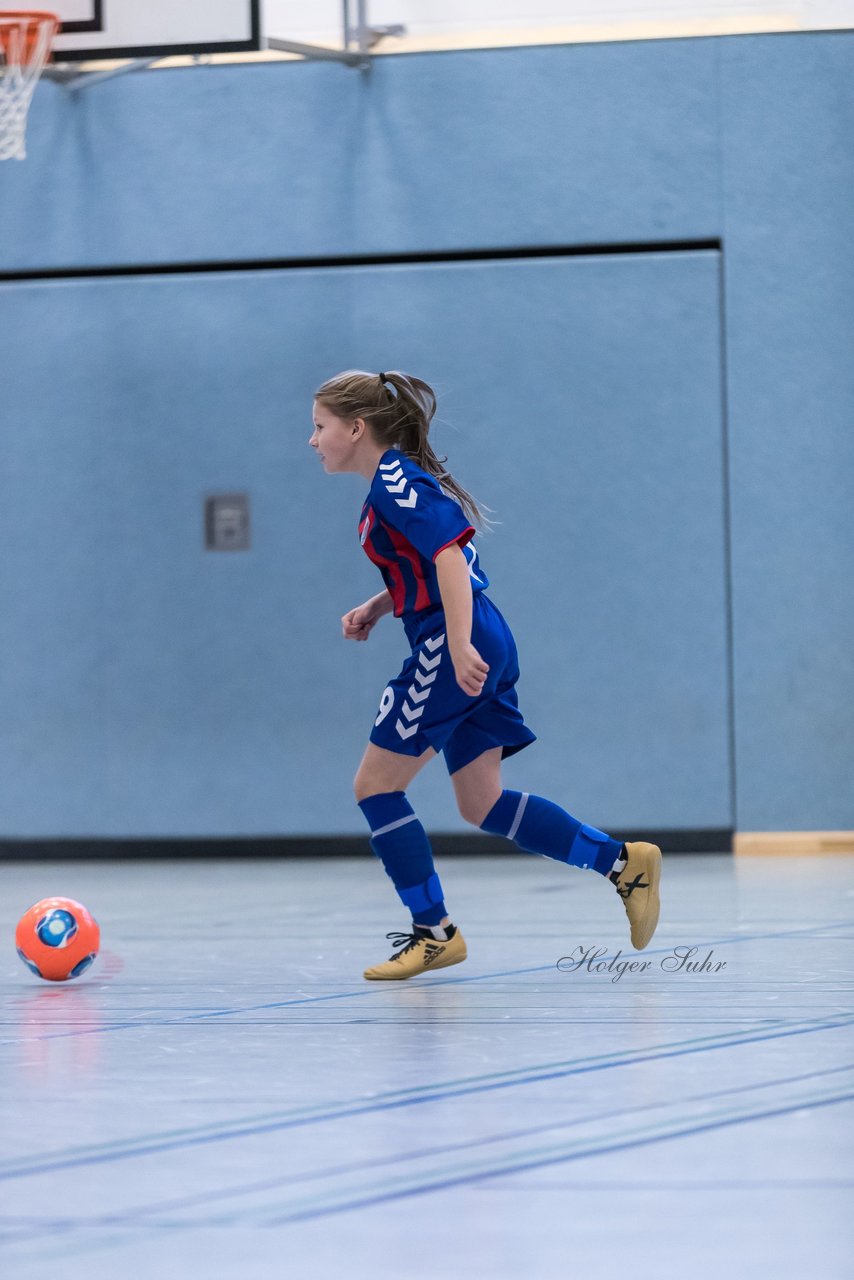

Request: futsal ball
left=15, top=897, right=100, bottom=981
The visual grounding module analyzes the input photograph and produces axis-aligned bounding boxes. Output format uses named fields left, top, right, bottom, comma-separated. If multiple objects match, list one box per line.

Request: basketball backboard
left=49, top=1, right=260, bottom=62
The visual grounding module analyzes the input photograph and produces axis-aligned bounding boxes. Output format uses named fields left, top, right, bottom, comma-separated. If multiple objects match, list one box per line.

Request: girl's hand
left=342, top=600, right=382, bottom=641
left=450, top=642, right=490, bottom=697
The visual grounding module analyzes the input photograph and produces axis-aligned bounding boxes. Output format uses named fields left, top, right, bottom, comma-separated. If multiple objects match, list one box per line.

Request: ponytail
left=314, top=369, right=488, bottom=530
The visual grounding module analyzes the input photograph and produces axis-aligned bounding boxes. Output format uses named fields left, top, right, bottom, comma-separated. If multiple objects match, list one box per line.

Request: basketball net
left=0, top=11, right=59, bottom=160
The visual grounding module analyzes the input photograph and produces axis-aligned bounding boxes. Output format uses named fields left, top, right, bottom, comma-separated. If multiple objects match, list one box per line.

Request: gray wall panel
left=722, top=35, right=854, bottom=828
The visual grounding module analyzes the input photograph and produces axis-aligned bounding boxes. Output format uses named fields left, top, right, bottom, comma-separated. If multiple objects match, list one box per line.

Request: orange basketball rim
left=0, top=11, right=60, bottom=160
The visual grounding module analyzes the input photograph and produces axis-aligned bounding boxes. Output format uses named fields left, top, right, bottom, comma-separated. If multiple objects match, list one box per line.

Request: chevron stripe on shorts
left=395, top=632, right=444, bottom=741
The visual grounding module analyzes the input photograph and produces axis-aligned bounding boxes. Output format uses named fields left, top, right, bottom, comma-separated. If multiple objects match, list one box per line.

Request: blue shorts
left=369, top=594, right=537, bottom=775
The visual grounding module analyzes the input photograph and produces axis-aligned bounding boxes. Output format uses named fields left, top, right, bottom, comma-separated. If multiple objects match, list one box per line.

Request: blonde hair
left=314, top=369, right=486, bottom=529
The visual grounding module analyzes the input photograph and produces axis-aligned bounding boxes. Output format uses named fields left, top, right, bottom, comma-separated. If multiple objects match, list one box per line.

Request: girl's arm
left=370, top=589, right=394, bottom=616
left=435, top=544, right=489, bottom=696
left=342, top=589, right=393, bottom=641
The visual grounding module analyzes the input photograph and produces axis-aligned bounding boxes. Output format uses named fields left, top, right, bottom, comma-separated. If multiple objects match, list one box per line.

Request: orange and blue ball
left=15, top=897, right=100, bottom=981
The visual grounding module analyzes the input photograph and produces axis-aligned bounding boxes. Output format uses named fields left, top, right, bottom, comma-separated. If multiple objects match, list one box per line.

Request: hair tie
left=378, top=372, right=386, bottom=382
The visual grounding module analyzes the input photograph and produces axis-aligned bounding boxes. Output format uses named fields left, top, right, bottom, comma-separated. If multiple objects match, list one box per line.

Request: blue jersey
left=359, top=449, right=489, bottom=643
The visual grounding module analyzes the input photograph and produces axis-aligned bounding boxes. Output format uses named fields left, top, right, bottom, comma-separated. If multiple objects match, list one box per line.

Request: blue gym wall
left=1, top=32, right=852, bottom=839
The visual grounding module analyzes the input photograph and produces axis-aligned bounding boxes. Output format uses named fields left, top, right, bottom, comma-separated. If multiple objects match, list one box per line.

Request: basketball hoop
left=0, top=11, right=59, bottom=160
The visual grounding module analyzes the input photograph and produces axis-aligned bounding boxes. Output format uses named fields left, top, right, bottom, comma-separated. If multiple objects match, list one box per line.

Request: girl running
left=310, top=370, right=661, bottom=980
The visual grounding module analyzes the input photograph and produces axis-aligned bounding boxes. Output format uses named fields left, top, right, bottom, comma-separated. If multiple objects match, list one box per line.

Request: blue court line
left=1, top=1062, right=850, bottom=1238
left=260, top=1089, right=854, bottom=1227
left=2, top=1014, right=852, bottom=1183
left=2, top=1011, right=848, bottom=1175
left=5, top=1081, right=851, bottom=1244
left=3, top=917, right=851, bottom=1046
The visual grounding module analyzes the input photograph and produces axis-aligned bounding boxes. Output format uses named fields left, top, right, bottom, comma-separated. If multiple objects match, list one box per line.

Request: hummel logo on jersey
left=380, top=458, right=418, bottom=509
left=465, top=542, right=484, bottom=584
left=382, top=467, right=407, bottom=493
left=422, top=942, right=446, bottom=966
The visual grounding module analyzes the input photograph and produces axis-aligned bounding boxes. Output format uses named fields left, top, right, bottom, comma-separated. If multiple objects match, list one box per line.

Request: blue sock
left=357, top=791, right=447, bottom=926
left=480, top=790, right=623, bottom=877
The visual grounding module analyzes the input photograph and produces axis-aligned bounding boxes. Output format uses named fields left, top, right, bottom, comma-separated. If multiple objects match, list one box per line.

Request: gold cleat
left=364, top=925, right=467, bottom=981
left=613, top=842, right=662, bottom=950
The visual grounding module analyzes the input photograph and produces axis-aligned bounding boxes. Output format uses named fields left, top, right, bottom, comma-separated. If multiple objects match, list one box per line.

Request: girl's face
left=309, top=400, right=362, bottom=474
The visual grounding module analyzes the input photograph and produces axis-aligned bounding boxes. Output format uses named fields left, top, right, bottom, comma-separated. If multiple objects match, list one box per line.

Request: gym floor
left=1, top=852, right=852, bottom=1279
